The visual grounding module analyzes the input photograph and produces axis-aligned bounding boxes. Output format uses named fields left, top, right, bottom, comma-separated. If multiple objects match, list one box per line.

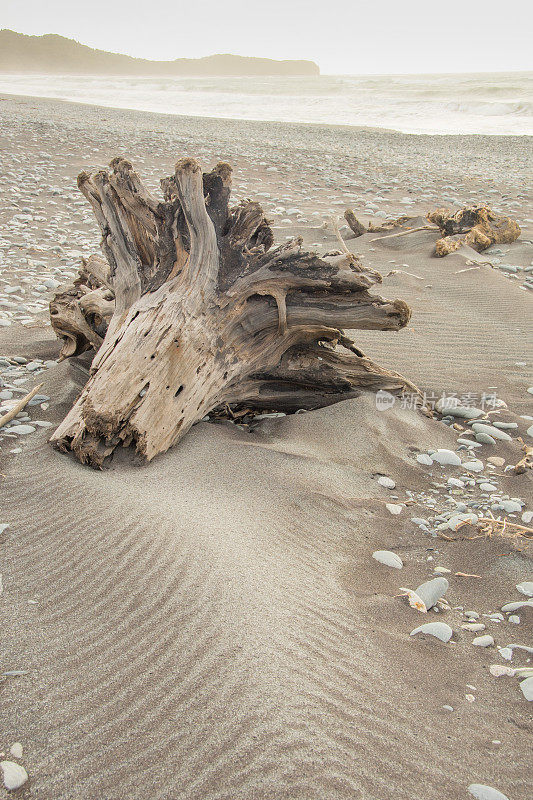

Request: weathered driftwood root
left=428, top=206, right=520, bottom=257
left=50, top=157, right=414, bottom=468
left=50, top=254, right=114, bottom=359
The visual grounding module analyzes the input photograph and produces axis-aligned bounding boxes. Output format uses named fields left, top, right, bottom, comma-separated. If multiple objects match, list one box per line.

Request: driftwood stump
left=50, top=157, right=414, bottom=468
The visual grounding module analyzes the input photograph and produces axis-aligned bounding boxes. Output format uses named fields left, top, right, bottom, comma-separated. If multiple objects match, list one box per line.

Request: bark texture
left=50, top=157, right=415, bottom=468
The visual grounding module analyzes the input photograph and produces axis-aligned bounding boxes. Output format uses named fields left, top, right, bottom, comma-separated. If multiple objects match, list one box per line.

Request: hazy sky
left=2, top=0, right=532, bottom=74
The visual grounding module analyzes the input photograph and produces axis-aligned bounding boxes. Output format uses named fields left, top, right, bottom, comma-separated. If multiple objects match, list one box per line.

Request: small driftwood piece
left=0, top=383, right=44, bottom=429
left=50, top=157, right=414, bottom=468
left=344, top=209, right=366, bottom=237
left=428, top=206, right=520, bottom=257
left=369, top=225, right=438, bottom=243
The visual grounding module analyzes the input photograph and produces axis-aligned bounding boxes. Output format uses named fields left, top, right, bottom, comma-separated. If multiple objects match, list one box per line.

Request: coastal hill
left=0, top=30, right=320, bottom=76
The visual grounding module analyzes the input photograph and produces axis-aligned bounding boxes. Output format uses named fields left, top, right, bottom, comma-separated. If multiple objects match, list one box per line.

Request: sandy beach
left=0, top=95, right=532, bottom=799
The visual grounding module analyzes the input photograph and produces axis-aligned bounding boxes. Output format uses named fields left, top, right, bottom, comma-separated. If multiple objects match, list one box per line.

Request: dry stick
left=369, top=225, right=438, bottom=243
left=0, top=383, right=44, bottom=430
left=329, top=216, right=353, bottom=257
left=385, top=269, right=424, bottom=280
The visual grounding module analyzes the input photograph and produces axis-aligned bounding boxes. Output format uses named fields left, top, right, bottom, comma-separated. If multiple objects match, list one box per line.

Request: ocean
left=0, top=71, right=531, bottom=136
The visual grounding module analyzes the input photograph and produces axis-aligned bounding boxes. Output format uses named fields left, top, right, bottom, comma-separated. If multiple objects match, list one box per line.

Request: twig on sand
left=455, top=571, right=482, bottom=578
left=455, top=511, right=533, bottom=540
left=0, top=383, right=44, bottom=430
left=329, top=216, right=353, bottom=256
left=369, top=225, right=438, bottom=243
left=385, top=269, right=424, bottom=280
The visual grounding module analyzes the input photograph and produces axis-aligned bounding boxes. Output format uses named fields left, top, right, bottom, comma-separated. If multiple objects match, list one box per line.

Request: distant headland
left=0, top=30, right=320, bottom=77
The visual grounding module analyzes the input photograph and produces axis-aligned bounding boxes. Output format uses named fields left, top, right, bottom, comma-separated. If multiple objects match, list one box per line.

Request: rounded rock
left=372, top=550, right=403, bottom=569
left=468, top=784, right=510, bottom=800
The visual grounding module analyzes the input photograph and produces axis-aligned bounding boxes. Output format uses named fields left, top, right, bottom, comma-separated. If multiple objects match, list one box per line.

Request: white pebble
left=9, top=743, right=22, bottom=759
left=417, top=453, right=433, bottom=465
left=410, top=622, right=453, bottom=642
left=432, top=449, right=461, bottom=466
left=489, top=664, right=514, bottom=677
left=501, top=500, right=522, bottom=513
left=519, top=676, right=533, bottom=701
left=0, top=761, right=28, bottom=791
left=516, top=581, right=533, bottom=597
left=462, top=460, right=484, bottom=472
left=472, top=635, right=494, bottom=647
left=468, top=784, right=510, bottom=800
left=372, top=550, right=403, bottom=569
left=447, top=477, right=465, bottom=488
left=377, top=476, right=396, bottom=489
left=386, top=503, right=403, bottom=515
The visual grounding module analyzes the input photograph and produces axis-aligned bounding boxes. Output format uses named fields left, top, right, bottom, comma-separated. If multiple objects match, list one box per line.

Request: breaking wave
left=0, top=71, right=531, bottom=135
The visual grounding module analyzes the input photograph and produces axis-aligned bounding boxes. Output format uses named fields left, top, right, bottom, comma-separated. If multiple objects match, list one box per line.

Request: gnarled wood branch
left=50, top=157, right=415, bottom=468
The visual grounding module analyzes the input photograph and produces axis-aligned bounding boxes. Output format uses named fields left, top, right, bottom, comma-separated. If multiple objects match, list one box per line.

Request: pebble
left=461, top=623, right=486, bottom=632
left=386, top=503, right=403, bottom=515
left=9, top=744, right=22, bottom=759
left=516, top=581, right=533, bottom=597
left=475, top=432, right=496, bottom=445
left=500, top=500, right=522, bottom=513
left=479, top=483, right=497, bottom=492
left=487, top=456, right=505, bottom=467
left=519, top=676, right=533, bottom=701
left=416, top=454, right=433, bottom=465
left=434, top=399, right=483, bottom=419
left=468, top=785, right=510, bottom=800
left=501, top=600, right=533, bottom=612
left=498, top=647, right=513, bottom=660
left=472, top=635, right=494, bottom=647
left=471, top=423, right=512, bottom=442
left=522, top=510, right=533, bottom=524
left=8, top=424, right=35, bottom=435
left=462, top=460, right=484, bottom=472
left=410, top=622, right=453, bottom=642
left=431, top=449, right=461, bottom=466
left=377, top=476, right=396, bottom=489
left=0, top=761, right=28, bottom=791
left=448, top=512, right=478, bottom=530
left=372, top=550, right=403, bottom=569
left=415, top=577, right=449, bottom=610
left=447, top=477, right=465, bottom=488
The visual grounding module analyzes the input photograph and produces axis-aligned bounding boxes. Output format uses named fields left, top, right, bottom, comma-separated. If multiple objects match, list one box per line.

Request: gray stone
left=471, top=423, right=512, bottom=441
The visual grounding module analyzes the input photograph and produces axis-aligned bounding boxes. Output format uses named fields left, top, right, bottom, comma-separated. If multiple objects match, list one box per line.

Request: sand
left=0, top=95, right=532, bottom=800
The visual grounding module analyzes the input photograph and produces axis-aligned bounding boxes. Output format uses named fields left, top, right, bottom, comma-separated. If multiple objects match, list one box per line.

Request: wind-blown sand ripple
left=1, top=374, right=531, bottom=799
left=0, top=96, right=531, bottom=800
